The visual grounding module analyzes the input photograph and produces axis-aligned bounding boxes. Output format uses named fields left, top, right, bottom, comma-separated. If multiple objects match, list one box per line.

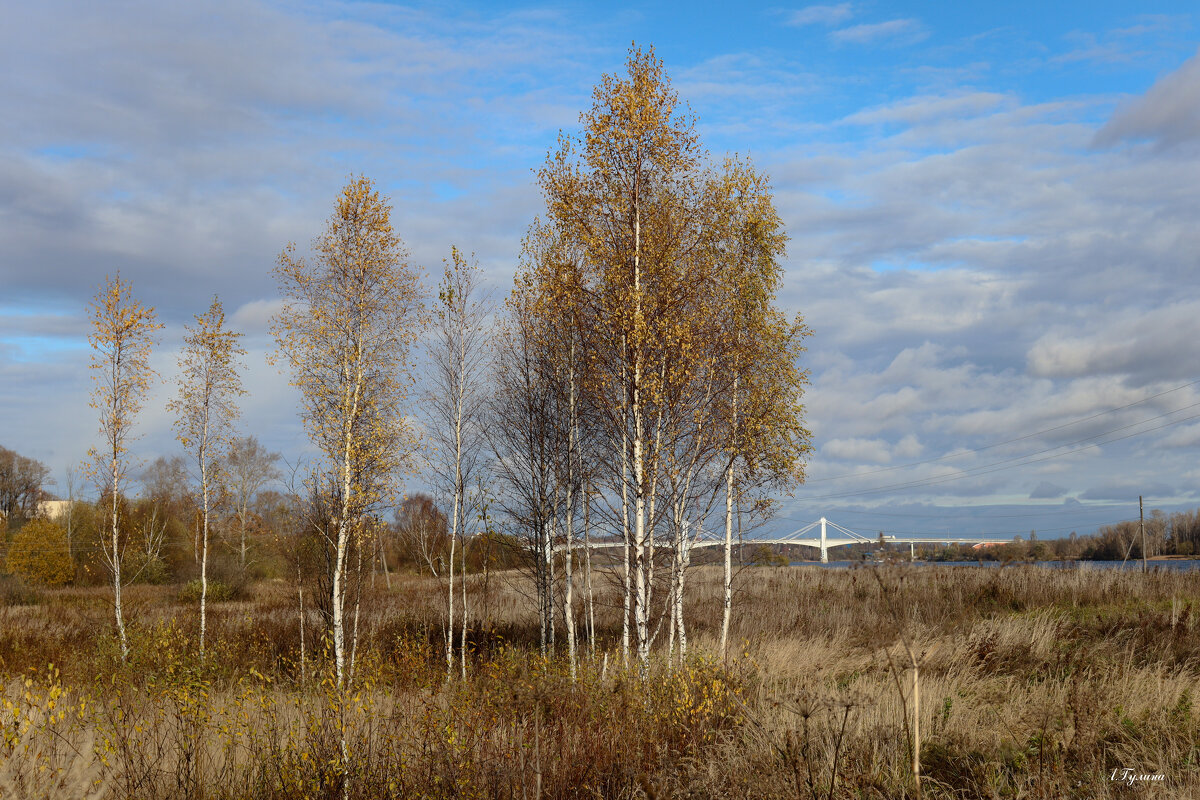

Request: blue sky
left=2, top=1, right=1199, bottom=540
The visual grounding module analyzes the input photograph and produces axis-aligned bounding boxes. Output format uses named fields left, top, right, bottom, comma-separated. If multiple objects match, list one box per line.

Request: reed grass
left=1, top=563, right=1198, bottom=798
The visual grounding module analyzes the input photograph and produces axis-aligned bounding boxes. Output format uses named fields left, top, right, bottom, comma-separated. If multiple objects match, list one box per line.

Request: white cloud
left=1081, top=480, right=1175, bottom=502
left=787, top=3, right=853, bottom=27
left=1094, top=47, right=1200, bottom=149
left=230, top=298, right=288, bottom=335
left=1160, top=423, right=1200, bottom=449
left=823, top=437, right=891, bottom=464
left=1030, top=481, right=1067, bottom=499
left=1027, top=301, right=1200, bottom=381
left=844, top=93, right=1009, bottom=126
left=894, top=433, right=923, bottom=459
left=830, top=19, right=926, bottom=46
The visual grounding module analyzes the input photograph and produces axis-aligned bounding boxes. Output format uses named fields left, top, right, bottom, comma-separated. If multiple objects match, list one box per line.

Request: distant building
left=37, top=499, right=72, bottom=521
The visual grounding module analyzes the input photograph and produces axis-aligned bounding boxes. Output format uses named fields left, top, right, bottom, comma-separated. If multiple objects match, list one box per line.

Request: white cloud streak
left=830, top=18, right=927, bottom=46
left=787, top=4, right=854, bottom=27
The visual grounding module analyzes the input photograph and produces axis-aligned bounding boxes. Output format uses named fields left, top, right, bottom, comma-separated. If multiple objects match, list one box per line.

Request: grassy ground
left=1, top=563, right=1198, bottom=798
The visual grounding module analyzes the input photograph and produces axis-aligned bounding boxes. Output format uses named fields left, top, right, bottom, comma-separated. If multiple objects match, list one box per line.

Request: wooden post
left=912, top=659, right=921, bottom=799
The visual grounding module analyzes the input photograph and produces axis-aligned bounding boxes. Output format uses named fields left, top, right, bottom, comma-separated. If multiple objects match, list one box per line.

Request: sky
left=2, top=0, right=1199, bottom=541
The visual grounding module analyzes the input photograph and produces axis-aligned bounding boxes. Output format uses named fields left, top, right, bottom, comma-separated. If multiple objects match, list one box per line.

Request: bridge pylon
left=820, top=517, right=828, bottom=563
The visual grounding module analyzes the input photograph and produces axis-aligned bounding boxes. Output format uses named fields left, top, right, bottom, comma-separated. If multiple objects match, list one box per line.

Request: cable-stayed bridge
left=564, top=517, right=1009, bottom=563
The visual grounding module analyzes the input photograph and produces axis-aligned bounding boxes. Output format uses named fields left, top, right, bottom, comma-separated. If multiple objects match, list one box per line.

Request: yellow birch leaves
left=169, top=296, right=246, bottom=475
left=270, top=174, right=423, bottom=518
left=87, top=274, right=163, bottom=491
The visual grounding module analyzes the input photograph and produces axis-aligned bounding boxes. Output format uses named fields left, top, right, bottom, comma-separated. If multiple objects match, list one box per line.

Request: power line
left=816, top=504, right=1128, bottom=520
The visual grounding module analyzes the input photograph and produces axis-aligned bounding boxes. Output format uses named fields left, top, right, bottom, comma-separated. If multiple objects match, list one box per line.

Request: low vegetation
left=2, top=563, right=1198, bottom=798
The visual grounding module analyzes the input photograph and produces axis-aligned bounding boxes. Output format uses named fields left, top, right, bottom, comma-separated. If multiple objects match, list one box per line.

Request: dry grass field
left=2, top=563, right=1199, bottom=798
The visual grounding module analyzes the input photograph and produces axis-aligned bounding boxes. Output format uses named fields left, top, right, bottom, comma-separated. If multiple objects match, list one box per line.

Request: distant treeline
left=0, top=443, right=522, bottom=595
left=7, top=436, right=1199, bottom=589
left=917, top=508, right=1200, bottom=562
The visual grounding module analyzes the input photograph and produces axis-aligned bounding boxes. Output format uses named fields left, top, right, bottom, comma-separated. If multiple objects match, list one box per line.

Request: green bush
left=178, top=579, right=233, bottom=604
left=5, top=517, right=73, bottom=586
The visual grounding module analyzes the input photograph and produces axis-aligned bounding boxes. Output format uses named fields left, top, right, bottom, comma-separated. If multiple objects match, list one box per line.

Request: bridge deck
left=548, top=517, right=1006, bottom=557
left=555, top=536, right=1008, bottom=552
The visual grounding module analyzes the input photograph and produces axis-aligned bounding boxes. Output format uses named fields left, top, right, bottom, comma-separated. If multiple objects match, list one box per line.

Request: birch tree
left=528, top=47, right=812, bottom=670
left=536, top=45, right=715, bottom=671
left=226, top=436, right=281, bottom=571
left=168, top=296, right=245, bottom=657
left=423, top=247, right=492, bottom=680
left=271, top=175, right=422, bottom=794
left=87, top=274, right=162, bottom=661
left=522, top=229, right=597, bottom=677
left=489, top=280, right=559, bottom=655
left=395, top=493, right=447, bottom=577
left=712, top=158, right=811, bottom=659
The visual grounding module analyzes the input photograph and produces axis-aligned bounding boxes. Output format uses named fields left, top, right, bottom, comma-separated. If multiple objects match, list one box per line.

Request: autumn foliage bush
left=5, top=517, right=73, bottom=586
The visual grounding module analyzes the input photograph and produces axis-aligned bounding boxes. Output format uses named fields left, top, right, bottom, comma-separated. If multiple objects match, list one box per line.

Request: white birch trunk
left=447, top=526, right=456, bottom=678
left=667, top=545, right=677, bottom=665
left=332, top=511, right=350, bottom=800
left=239, top=505, right=248, bottom=570
left=450, top=330, right=467, bottom=679
left=667, top=514, right=682, bottom=666
left=564, top=506, right=577, bottom=679
left=631, top=202, right=652, bottom=673
left=380, top=532, right=392, bottom=589
left=199, top=411, right=211, bottom=658
left=333, top=357, right=363, bottom=689
left=539, top=519, right=548, bottom=656
left=200, top=469, right=209, bottom=657
left=297, top=561, right=306, bottom=686
left=563, top=348, right=578, bottom=678
left=333, top=361, right=363, bottom=800
left=460, top=531, right=467, bottom=680
left=332, top=515, right=349, bottom=681
left=583, top=482, right=595, bottom=658
left=621, top=412, right=631, bottom=667
left=111, top=464, right=128, bottom=660
left=349, top=537, right=363, bottom=685
left=676, top=518, right=689, bottom=664
left=633, top=395, right=648, bottom=670
left=642, top=402, right=665, bottom=654
left=547, top=516, right=556, bottom=651
left=720, top=374, right=740, bottom=661
left=721, top=462, right=734, bottom=661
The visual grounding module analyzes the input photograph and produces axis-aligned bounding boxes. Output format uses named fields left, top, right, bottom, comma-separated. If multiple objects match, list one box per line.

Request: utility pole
left=1140, top=495, right=1147, bottom=574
